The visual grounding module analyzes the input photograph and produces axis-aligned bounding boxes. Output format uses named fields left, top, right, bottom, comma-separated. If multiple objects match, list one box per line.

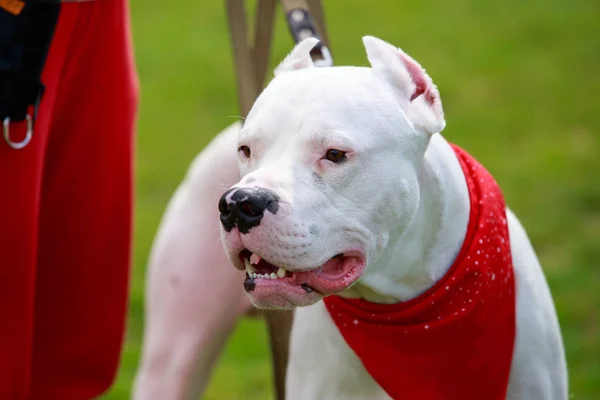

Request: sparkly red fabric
left=323, top=144, right=516, bottom=400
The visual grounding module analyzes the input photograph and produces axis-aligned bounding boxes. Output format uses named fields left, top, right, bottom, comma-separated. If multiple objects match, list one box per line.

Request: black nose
left=218, top=187, right=280, bottom=234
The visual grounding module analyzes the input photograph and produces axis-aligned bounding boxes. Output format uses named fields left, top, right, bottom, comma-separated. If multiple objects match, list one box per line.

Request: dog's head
left=218, top=36, right=446, bottom=309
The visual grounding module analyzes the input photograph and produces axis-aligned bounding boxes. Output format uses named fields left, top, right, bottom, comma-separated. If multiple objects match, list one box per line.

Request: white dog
left=133, top=36, right=568, bottom=400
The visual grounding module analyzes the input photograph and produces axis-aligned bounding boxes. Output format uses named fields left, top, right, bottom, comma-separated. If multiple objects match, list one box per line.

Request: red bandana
left=323, top=144, right=516, bottom=400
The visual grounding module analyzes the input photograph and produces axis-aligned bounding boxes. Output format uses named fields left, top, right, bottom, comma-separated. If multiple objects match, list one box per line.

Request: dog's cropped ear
left=274, top=37, right=319, bottom=76
left=363, top=36, right=445, bottom=135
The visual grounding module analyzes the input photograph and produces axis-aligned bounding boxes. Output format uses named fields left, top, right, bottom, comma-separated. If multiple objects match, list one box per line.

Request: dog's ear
left=362, top=36, right=445, bottom=135
left=274, top=37, right=319, bottom=76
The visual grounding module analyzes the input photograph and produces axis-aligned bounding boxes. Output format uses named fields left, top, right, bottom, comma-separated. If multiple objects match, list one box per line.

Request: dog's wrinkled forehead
left=244, top=67, right=410, bottom=143
left=256, top=66, right=391, bottom=112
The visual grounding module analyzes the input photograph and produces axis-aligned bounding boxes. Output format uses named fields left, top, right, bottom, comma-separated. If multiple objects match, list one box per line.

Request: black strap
left=284, top=7, right=330, bottom=64
left=0, top=0, right=61, bottom=123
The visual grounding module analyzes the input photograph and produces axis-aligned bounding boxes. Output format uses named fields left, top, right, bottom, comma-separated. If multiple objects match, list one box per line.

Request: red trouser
left=0, top=1, right=138, bottom=398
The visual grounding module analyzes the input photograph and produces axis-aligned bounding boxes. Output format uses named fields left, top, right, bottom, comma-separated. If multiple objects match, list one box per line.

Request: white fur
left=362, top=36, right=445, bottom=136
left=274, top=37, right=319, bottom=76
left=132, top=123, right=251, bottom=400
left=133, top=36, right=568, bottom=399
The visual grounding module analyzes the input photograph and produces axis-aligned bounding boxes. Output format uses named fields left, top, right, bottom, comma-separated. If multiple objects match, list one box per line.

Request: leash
left=226, top=0, right=333, bottom=117
left=225, top=2, right=333, bottom=399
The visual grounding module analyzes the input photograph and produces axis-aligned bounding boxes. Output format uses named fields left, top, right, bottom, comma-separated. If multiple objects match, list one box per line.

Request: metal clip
left=313, top=45, right=333, bottom=68
left=3, top=114, right=33, bottom=150
left=286, top=7, right=334, bottom=68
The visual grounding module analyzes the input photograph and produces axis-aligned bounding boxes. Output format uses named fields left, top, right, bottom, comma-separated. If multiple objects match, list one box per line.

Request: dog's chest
left=287, top=301, right=392, bottom=400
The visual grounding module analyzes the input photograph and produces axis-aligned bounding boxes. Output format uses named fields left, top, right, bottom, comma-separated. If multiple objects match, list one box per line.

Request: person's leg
left=29, top=0, right=139, bottom=398
left=0, top=5, right=75, bottom=398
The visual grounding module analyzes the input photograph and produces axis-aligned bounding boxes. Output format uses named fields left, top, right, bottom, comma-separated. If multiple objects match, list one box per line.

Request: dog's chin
left=238, top=248, right=366, bottom=309
left=247, top=282, right=324, bottom=309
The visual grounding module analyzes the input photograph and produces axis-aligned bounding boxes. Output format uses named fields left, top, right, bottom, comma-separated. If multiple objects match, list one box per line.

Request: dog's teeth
left=244, top=258, right=257, bottom=274
left=250, top=253, right=261, bottom=265
left=270, top=272, right=277, bottom=279
left=276, top=267, right=286, bottom=278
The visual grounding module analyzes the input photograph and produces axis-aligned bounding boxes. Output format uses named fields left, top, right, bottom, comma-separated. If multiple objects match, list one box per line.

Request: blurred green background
left=103, top=0, right=599, bottom=398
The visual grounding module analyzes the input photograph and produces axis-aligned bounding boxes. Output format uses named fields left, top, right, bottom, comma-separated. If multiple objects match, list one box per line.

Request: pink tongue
left=314, top=257, right=347, bottom=280
left=292, top=256, right=362, bottom=294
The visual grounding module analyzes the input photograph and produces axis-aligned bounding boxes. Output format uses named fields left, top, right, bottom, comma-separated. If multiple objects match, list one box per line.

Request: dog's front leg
left=132, top=123, right=252, bottom=400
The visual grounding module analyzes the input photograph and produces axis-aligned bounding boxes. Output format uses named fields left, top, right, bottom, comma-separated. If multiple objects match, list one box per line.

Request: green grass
left=103, top=0, right=599, bottom=398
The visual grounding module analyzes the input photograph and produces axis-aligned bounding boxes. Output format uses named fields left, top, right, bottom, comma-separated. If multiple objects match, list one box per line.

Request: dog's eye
left=238, top=145, right=251, bottom=158
left=325, top=149, right=347, bottom=164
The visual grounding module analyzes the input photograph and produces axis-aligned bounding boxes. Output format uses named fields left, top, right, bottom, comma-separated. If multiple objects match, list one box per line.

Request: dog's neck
left=342, top=134, right=471, bottom=304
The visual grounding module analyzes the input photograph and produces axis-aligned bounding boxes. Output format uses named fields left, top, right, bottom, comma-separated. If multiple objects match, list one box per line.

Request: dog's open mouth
left=238, top=249, right=365, bottom=296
